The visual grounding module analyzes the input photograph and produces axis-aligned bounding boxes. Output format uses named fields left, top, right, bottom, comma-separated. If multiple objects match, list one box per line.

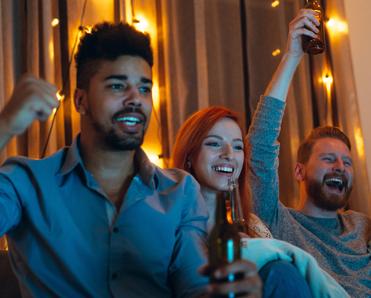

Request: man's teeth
left=325, top=177, right=345, bottom=190
left=212, top=166, right=234, bottom=173
left=116, top=116, right=142, bottom=126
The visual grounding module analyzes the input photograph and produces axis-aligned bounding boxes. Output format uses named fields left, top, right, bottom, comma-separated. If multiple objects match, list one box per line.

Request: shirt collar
left=58, top=135, right=156, bottom=189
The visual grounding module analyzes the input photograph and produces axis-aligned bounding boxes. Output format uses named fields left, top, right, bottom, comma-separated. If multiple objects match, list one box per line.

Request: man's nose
left=333, top=159, right=345, bottom=172
left=123, top=86, right=142, bottom=107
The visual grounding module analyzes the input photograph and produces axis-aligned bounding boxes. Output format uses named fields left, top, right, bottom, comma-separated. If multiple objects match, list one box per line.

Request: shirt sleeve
left=246, top=96, right=286, bottom=228
left=0, top=172, right=22, bottom=236
left=168, top=175, right=209, bottom=298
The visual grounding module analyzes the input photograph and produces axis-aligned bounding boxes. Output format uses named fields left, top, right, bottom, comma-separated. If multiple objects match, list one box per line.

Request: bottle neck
left=228, top=181, right=247, bottom=232
left=215, top=191, right=229, bottom=225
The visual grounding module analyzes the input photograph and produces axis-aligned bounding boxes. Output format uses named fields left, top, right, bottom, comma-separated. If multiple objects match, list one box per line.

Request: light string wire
left=41, top=0, right=88, bottom=158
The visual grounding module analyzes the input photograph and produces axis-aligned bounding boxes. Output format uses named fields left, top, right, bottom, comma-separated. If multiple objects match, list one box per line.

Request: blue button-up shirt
left=0, top=137, right=209, bottom=297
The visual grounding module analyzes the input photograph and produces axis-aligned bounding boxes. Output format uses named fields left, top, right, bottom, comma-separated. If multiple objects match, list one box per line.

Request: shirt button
left=112, top=273, right=118, bottom=280
left=113, top=227, right=119, bottom=233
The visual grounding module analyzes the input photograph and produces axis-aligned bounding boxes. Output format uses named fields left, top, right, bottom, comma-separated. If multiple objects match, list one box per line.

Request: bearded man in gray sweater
left=246, top=8, right=371, bottom=297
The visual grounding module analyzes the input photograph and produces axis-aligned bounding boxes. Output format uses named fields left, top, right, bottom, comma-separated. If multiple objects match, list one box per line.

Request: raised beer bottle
left=208, top=189, right=242, bottom=298
left=302, top=0, right=325, bottom=54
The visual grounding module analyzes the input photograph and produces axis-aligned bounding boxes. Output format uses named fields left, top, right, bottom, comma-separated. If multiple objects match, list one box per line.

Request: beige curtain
left=0, top=0, right=369, bottom=252
left=324, top=0, right=370, bottom=214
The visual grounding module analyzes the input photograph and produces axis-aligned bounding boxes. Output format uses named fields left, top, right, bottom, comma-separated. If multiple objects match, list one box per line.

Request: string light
left=271, top=49, right=281, bottom=57
left=51, top=18, right=60, bottom=27
left=271, top=1, right=280, bottom=8
left=78, top=25, right=93, bottom=34
left=133, top=16, right=148, bottom=33
left=321, top=73, right=333, bottom=89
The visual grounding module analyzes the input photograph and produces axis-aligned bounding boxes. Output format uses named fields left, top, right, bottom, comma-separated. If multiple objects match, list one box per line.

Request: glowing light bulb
left=271, top=1, right=280, bottom=8
left=51, top=18, right=59, bottom=27
left=321, top=73, right=333, bottom=87
left=272, top=49, right=281, bottom=57
left=56, top=91, right=65, bottom=102
left=133, top=16, right=148, bottom=33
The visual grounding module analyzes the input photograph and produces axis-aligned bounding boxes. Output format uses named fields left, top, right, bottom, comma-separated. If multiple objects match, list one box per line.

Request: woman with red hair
left=172, top=106, right=270, bottom=238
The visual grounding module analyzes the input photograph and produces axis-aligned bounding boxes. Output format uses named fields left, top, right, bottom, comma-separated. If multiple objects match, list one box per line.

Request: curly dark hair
left=297, top=126, right=351, bottom=164
left=75, top=22, right=153, bottom=89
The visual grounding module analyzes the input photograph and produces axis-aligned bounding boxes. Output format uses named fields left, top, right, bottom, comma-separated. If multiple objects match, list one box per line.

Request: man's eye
left=139, top=86, right=152, bottom=94
left=322, top=157, right=333, bottom=162
left=344, top=160, right=352, bottom=167
left=108, top=84, right=125, bottom=91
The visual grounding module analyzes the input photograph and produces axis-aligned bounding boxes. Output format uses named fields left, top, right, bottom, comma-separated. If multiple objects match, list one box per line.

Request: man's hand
left=0, top=74, right=59, bottom=136
left=286, top=8, right=321, bottom=57
left=201, top=259, right=262, bottom=298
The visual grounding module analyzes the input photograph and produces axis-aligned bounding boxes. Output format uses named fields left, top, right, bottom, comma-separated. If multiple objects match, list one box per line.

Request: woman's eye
left=234, top=145, right=244, bottom=151
left=205, top=142, right=220, bottom=147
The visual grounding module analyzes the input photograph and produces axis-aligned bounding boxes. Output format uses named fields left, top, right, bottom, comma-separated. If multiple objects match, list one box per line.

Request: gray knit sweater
left=247, top=96, right=371, bottom=297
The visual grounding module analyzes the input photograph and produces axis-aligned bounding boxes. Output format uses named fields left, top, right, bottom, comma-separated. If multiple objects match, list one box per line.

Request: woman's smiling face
left=192, top=117, right=244, bottom=192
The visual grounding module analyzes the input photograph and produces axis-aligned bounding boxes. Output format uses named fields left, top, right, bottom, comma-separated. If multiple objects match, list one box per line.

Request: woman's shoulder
left=248, top=213, right=273, bottom=238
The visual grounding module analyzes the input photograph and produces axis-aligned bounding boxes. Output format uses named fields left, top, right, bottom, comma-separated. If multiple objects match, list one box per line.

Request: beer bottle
left=208, top=190, right=242, bottom=298
left=302, top=0, right=326, bottom=54
left=228, top=180, right=247, bottom=234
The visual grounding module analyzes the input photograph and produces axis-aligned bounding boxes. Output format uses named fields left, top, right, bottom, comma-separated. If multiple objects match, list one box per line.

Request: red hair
left=172, top=106, right=256, bottom=237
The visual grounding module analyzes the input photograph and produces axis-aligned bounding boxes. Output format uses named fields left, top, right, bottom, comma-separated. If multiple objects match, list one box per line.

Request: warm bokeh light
left=49, top=40, right=55, bottom=61
left=143, top=149, right=164, bottom=168
left=272, top=48, right=281, bottom=57
left=326, top=18, right=349, bottom=35
left=354, top=127, right=365, bottom=159
left=82, top=25, right=93, bottom=34
left=133, top=16, right=149, bottom=33
left=321, top=73, right=334, bottom=88
left=51, top=18, right=60, bottom=27
left=152, top=82, right=160, bottom=111
left=271, top=1, right=280, bottom=8
left=56, top=91, right=65, bottom=102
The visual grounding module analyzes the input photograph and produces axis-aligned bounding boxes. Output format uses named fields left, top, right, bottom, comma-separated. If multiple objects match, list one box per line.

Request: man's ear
left=74, top=89, right=87, bottom=115
left=294, top=162, right=306, bottom=181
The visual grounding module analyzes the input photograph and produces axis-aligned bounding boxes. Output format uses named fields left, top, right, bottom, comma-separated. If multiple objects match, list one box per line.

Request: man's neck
left=80, top=135, right=137, bottom=209
left=299, top=198, right=338, bottom=218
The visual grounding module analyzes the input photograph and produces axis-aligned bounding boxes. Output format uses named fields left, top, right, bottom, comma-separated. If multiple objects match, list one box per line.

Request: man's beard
left=88, top=107, right=146, bottom=151
left=306, top=174, right=352, bottom=211
left=102, top=127, right=145, bottom=151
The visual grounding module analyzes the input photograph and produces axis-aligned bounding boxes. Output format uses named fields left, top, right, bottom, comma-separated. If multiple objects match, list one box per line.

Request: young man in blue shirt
left=0, top=22, right=260, bottom=297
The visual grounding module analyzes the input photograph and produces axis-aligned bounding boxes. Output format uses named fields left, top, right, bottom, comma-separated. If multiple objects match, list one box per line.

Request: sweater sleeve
left=246, top=96, right=285, bottom=228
